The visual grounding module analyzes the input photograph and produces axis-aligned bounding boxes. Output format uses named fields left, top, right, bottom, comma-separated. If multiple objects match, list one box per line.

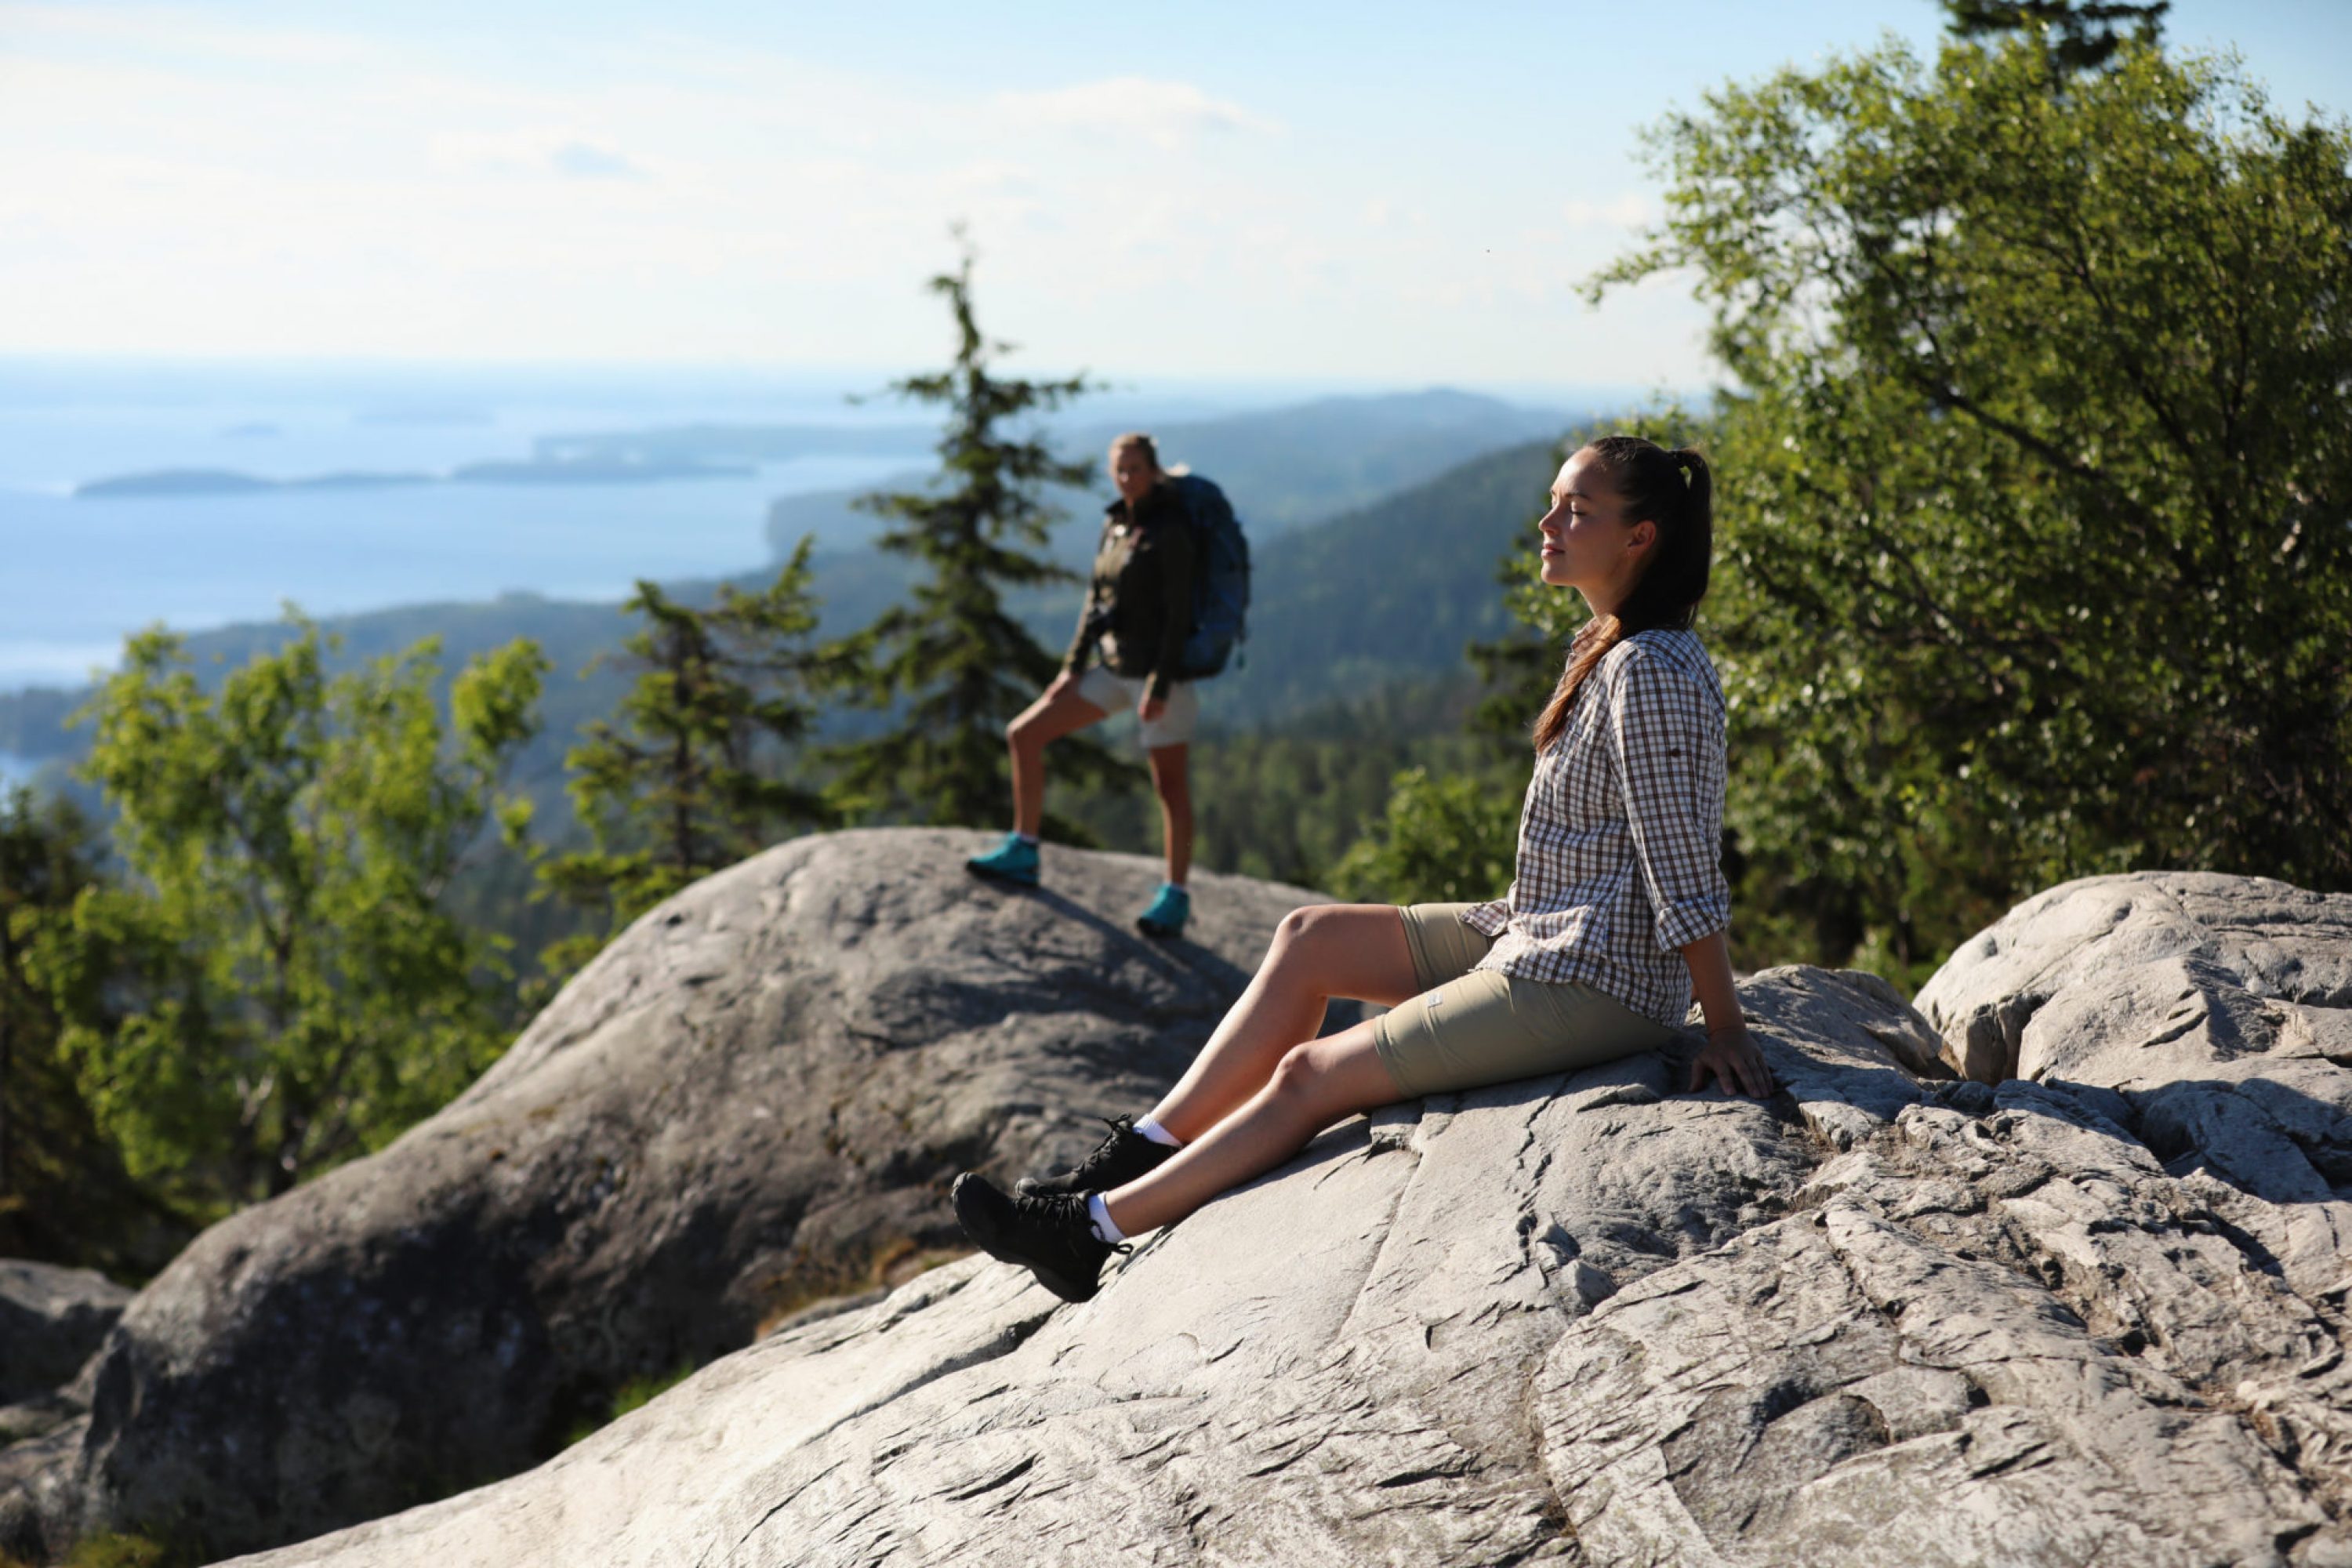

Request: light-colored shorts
left=1076, top=663, right=1198, bottom=750
left=1371, top=903, right=1673, bottom=1100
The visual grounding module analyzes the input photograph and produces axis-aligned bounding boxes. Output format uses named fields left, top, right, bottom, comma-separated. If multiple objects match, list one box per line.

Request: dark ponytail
left=1530, top=437, right=1713, bottom=753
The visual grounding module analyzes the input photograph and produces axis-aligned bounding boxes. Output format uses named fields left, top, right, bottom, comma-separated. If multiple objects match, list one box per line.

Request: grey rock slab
left=212, top=962, right=1940, bottom=1568
left=1916, top=872, right=2352, bottom=1083
left=55, top=829, right=1354, bottom=1562
left=120, top=874, right=2352, bottom=1566
left=0, top=1261, right=131, bottom=1405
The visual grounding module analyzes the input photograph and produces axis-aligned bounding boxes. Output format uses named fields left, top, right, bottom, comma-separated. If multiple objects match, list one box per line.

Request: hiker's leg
left=1107, top=1022, right=1399, bottom=1234
left=1007, top=676, right=1109, bottom=837
left=1146, top=742, right=1192, bottom=887
left=1143, top=905, right=1419, bottom=1142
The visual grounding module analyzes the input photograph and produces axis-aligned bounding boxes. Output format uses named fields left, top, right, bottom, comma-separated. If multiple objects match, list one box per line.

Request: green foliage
left=538, top=545, right=837, bottom=978
left=56, top=1533, right=193, bottom=1568
left=25, top=617, right=547, bottom=1206
left=1330, top=766, right=1523, bottom=907
left=0, top=788, right=186, bottom=1272
left=1942, top=0, right=2169, bottom=75
left=829, top=239, right=1136, bottom=829
left=1585, top=35, right=2352, bottom=976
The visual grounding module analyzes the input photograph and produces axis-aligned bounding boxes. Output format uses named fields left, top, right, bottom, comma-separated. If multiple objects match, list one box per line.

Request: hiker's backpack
left=1167, top=473, right=1250, bottom=680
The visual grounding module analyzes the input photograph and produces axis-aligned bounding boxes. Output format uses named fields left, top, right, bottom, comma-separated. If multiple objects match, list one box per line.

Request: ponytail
left=1530, top=439, right=1713, bottom=753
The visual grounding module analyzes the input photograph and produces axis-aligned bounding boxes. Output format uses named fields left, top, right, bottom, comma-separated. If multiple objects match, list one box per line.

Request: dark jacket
left=1062, top=481, right=1196, bottom=702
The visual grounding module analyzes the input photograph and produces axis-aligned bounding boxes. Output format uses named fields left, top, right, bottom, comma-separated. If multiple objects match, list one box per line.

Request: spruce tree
left=539, top=540, right=835, bottom=978
left=831, top=241, right=1136, bottom=830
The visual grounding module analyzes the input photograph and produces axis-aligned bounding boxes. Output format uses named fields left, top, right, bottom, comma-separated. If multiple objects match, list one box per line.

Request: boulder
left=0, top=1263, right=130, bottom=1408
left=15, top=829, right=1353, bottom=1563
left=0, top=1263, right=125, bottom=1563
left=1916, top=871, right=2352, bottom=1295
left=216, top=873, right=2352, bottom=1568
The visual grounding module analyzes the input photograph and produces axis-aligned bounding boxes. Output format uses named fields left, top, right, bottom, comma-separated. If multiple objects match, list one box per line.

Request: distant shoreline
left=74, top=421, right=943, bottom=499
left=74, top=457, right=764, bottom=499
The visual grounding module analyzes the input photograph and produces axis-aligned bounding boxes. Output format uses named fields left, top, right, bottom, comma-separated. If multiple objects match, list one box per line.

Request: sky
left=4, top=1, right=2348, bottom=392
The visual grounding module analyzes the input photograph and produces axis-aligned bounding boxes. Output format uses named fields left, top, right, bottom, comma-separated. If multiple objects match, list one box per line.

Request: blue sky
left=4, top=1, right=2346, bottom=390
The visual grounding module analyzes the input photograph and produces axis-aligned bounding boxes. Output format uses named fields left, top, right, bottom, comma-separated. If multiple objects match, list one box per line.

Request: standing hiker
left=953, top=434, right=1772, bottom=1303
left=966, top=431, right=1247, bottom=941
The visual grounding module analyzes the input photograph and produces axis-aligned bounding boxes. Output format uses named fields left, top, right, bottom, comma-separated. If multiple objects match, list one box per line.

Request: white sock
left=1165, top=881, right=1188, bottom=894
left=1014, top=831, right=1039, bottom=846
left=1133, top=1116, right=1182, bottom=1149
left=1087, top=1192, right=1127, bottom=1244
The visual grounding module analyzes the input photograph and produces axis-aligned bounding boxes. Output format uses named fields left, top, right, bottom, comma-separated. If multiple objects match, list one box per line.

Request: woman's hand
left=1689, top=1025, right=1775, bottom=1098
left=1138, top=694, right=1167, bottom=724
left=1046, top=669, right=1080, bottom=700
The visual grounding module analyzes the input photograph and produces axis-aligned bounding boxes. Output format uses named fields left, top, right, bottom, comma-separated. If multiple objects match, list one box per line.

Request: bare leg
left=1144, top=905, right=1420, bottom=1142
left=1108, top=1025, right=1399, bottom=1234
left=1146, top=742, right=1192, bottom=886
left=1006, top=679, right=1109, bottom=837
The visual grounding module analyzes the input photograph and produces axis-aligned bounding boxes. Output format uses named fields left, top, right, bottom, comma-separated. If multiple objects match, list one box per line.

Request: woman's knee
left=1272, top=902, right=1341, bottom=954
left=1265, top=1041, right=1330, bottom=1107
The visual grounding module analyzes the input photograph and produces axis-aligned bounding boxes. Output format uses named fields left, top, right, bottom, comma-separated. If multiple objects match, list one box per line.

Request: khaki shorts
left=1076, top=664, right=1197, bottom=750
left=1372, top=903, right=1672, bottom=1100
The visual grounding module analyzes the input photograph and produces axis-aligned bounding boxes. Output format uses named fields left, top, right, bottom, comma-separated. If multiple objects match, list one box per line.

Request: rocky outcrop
left=217, top=872, right=2352, bottom=1568
left=0, top=1263, right=129, bottom=1410
left=0, top=1263, right=128, bottom=1563
left=1916, top=873, right=2352, bottom=1297
left=7, top=829, right=1348, bottom=1563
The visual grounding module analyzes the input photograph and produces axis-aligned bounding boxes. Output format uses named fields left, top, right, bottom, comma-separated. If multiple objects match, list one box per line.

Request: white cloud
left=1561, top=194, right=1655, bottom=229
left=993, top=77, right=1279, bottom=150
left=430, top=129, right=651, bottom=180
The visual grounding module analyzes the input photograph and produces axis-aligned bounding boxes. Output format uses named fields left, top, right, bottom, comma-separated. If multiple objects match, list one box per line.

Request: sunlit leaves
left=25, top=619, right=546, bottom=1205
left=1594, top=34, right=2351, bottom=978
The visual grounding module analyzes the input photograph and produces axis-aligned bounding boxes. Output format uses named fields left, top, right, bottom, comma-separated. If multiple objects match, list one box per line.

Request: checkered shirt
left=1463, top=628, right=1730, bottom=1025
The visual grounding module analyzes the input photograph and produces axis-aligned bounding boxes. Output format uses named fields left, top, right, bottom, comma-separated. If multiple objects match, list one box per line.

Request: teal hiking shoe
left=966, top=831, right=1040, bottom=887
left=1136, top=882, right=1189, bottom=939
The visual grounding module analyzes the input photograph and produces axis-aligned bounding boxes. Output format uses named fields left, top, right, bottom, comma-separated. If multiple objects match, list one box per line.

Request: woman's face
left=1110, top=445, right=1159, bottom=504
left=1537, top=448, right=1654, bottom=608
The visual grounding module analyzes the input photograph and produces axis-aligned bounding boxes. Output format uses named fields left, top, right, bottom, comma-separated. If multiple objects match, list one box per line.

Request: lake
left=0, top=361, right=933, bottom=691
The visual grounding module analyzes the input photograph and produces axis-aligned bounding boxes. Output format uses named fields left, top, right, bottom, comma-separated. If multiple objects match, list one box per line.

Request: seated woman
left=953, top=435, right=1773, bottom=1303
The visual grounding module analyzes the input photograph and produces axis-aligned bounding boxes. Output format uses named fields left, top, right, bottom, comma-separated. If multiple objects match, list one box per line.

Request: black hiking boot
left=1015, top=1113, right=1178, bottom=1199
left=952, top=1174, right=1127, bottom=1304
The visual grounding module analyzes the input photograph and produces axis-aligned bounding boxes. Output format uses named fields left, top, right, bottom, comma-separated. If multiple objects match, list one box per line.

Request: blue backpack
left=1167, top=473, right=1250, bottom=679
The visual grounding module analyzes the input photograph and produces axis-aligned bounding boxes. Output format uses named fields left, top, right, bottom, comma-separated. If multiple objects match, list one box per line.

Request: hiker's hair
left=1530, top=437, right=1714, bottom=754
left=1109, top=431, right=1163, bottom=470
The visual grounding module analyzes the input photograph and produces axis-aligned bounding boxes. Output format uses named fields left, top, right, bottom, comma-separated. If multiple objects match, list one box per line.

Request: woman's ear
left=1627, top=517, right=1658, bottom=554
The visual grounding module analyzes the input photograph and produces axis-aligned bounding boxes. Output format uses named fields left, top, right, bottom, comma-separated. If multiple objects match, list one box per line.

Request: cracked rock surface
left=223, top=872, right=2352, bottom=1567
left=1, top=829, right=1344, bottom=1564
